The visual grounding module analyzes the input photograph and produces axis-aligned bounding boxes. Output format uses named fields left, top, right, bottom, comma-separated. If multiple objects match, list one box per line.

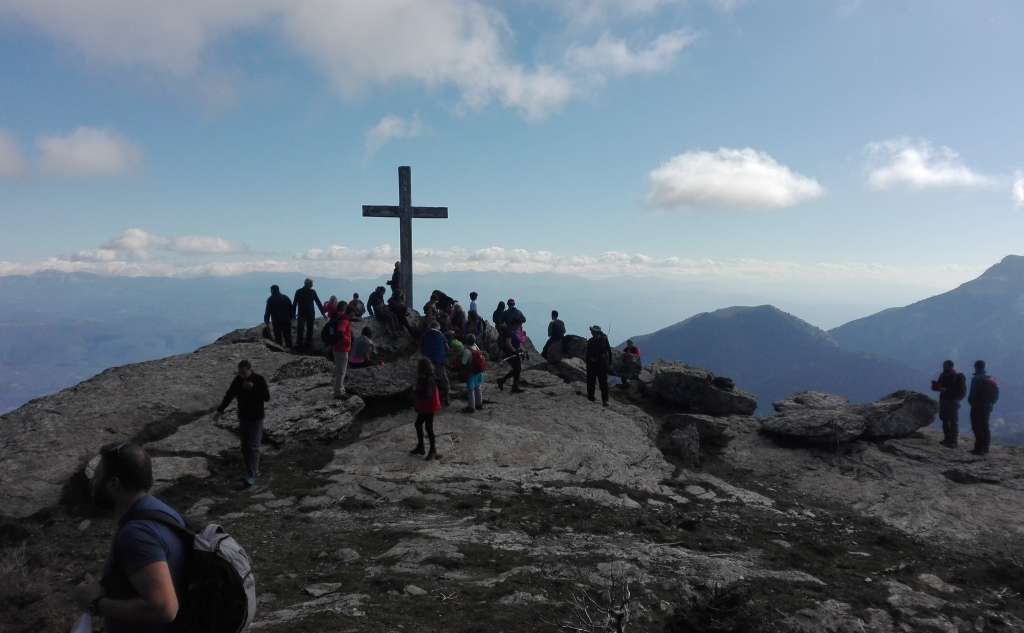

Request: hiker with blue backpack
left=75, top=442, right=257, bottom=633
left=460, top=334, right=487, bottom=413
left=215, top=360, right=271, bottom=488
left=968, top=360, right=999, bottom=456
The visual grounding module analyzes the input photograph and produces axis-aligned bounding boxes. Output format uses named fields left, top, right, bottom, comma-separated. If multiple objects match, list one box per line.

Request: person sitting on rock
left=323, top=295, right=340, bottom=319
left=72, top=443, right=187, bottom=630
left=387, top=290, right=415, bottom=337
left=214, top=360, right=271, bottom=487
left=461, top=334, right=487, bottom=413
left=496, top=325, right=524, bottom=394
left=347, top=293, right=366, bottom=320
left=367, top=286, right=386, bottom=318
left=410, top=358, right=442, bottom=461
left=421, top=321, right=451, bottom=406
left=541, top=310, right=566, bottom=360
left=263, top=285, right=293, bottom=349
left=931, top=360, right=967, bottom=448
left=349, top=327, right=376, bottom=369
left=967, top=360, right=999, bottom=456
left=620, top=339, right=642, bottom=387
left=585, top=325, right=612, bottom=407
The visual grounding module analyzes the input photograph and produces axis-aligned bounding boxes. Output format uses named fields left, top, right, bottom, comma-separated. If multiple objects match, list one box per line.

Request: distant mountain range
left=628, top=305, right=927, bottom=414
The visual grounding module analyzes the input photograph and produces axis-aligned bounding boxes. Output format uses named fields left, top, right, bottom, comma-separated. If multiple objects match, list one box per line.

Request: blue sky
left=0, top=0, right=1022, bottom=307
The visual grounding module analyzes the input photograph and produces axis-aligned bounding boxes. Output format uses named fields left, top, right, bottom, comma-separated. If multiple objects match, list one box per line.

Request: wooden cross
left=362, top=166, right=448, bottom=305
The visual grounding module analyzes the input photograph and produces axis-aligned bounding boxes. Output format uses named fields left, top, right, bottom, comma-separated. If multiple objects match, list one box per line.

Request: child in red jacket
left=411, top=358, right=442, bottom=460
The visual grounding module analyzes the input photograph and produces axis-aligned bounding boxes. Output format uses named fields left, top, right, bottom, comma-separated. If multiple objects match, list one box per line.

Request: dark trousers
left=271, top=320, right=292, bottom=348
left=541, top=336, right=564, bottom=359
left=939, top=399, right=960, bottom=442
left=414, top=413, right=436, bottom=449
left=501, top=354, right=522, bottom=389
left=587, top=366, right=609, bottom=404
left=239, top=417, right=264, bottom=477
left=296, top=314, right=316, bottom=346
left=970, top=407, right=992, bottom=453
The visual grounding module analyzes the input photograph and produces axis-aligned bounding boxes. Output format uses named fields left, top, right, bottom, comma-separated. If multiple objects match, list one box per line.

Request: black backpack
left=321, top=320, right=339, bottom=346
left=953, top=373, right=967, bottom=401
left=133, top=512, right=257, bottom=633
left=976, top=377, right=999, bottom=406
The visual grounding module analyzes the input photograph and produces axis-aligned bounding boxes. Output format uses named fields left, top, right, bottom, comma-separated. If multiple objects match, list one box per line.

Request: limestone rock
left=648, top=362, right=757, bottom=416
left=345, top=359, right=417, bottom=401
left=664, top=413, right=758, bottom=447
left=669, top=426, right=701, bottom=467
left=550, top=357, right=588, bottom=383
left=782, top=600, right=894, bottom=633
left=760, top=409, right=867, bottom=445
left=853, top=390, right=937, bottom=439
left=773, top=391, right=850, bottom=413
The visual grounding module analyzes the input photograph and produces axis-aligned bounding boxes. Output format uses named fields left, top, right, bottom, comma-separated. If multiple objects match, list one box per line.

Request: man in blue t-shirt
left=73, top=442, right=187, bottom=633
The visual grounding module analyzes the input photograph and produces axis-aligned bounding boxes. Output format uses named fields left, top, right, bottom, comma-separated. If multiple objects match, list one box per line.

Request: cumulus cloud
left=1013, top=172, right=1024, bottom=208
left=647, top=148, right=824, bottom=210
left=555, top=0, right=684, bottom=25
left=101, top=228, right=243, bottom=256
left=566, top=30, right=695, bottom=77
left=1, top=0, right=577, bottom=119
left=37, top=127, right=142, bottom=177
left=0, top=129, right=26, bottom=178
left=366, top=115, right=425, bottom=154
left=865, top=138, right=994, bottom=191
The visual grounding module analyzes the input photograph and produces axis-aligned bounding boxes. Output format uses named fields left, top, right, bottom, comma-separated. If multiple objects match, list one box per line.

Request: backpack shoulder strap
left=128, top=510, right=196, bottom=540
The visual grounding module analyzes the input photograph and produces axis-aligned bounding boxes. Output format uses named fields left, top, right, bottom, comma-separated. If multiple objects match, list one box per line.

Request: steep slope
left=628, top=305, right=926, bottom=413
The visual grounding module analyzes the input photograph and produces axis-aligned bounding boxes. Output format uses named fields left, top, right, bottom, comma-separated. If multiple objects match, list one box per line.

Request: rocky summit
left=2, top=314, right=1023, bottom=633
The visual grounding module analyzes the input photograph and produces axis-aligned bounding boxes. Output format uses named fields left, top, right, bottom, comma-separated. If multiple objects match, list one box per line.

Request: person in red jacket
left=410, top=358, right=442, bottom=461
left=331, top=302, right=353, bottom=399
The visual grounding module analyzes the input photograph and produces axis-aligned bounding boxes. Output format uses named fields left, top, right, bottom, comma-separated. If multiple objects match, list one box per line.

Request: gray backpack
left=134, top=512, right=257, bottom=633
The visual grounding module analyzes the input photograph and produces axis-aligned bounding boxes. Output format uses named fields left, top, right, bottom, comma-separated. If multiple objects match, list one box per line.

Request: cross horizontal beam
left=362, top=205, right=449, bottom=219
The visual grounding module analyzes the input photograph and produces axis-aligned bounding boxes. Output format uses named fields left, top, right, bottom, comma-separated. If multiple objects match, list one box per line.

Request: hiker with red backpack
left=410, top=358, right=442, bottom=460
left=931, top=360, right=967, bottom=447
left=967, top=360, right=999, bottom=456
left=460, top=334, right=487, bottom=413
left=75, top=442, right=257, bottom=633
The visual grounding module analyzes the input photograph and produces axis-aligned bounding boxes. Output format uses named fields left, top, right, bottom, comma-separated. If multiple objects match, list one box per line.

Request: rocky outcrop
left=648, top=361, right=757, bottom=416
left=762, top=390, right=937, bottom=445
left=664, top=413, right=759, bottom=447
left=544, top=334, right=640, bottom=378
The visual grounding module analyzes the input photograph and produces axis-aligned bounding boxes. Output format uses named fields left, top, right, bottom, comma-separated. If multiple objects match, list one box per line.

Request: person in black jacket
left=293, top=278, right=325, bottom=349
left=387, top=262, right=402, bottom=296
left=585, top=325, right=612, bottom=406
left=264, top=285, right=293, bottom=348
left=214, top=360, right=271, bottom=488
left=541, top=310, right=566, bottom=360
left=931, top=360, right=966, bottom=447
left=367, top=286, right=386, bottom=318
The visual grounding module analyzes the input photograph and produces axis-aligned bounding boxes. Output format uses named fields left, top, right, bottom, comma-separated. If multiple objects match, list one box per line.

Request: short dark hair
left=238, top=360, right=252, bottom=370
left=100, top=442, right=153, bottom=493
left=552, top=310, right=559, bottom=318
left=470, top=292, right=478, bottom=300
left=975, top=360, right=987, bottom=372
left=271, top=284, right=279, bottom=293
left=943, top=359, right=954, bottom=368
left=353, top=292, right=360, bottom=299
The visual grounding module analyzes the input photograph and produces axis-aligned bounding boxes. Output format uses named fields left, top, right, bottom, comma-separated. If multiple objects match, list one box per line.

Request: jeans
left=271, top=320, right=292, bottom=348
left=938, top=399, right=960, bottom=442
left=587, top=365, right=609, bottom=404
left=970, top=406, right=992, bottom=453
left=468, top=384, right=483, bottom=409
left=296, top=314, right=316, bottom=346
left=333, top=351, right=349, bottom=396
left=239, top=417, right=264, bottom=478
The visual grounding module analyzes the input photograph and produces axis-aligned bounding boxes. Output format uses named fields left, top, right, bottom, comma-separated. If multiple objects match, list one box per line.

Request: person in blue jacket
left=420, top=320, right=451, bottom=406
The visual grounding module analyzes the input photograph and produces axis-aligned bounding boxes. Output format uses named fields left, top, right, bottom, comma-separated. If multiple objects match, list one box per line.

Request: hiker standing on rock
left=541, top=310, right=566, bottom=360
left=325, top=302, right=353, bottom=399
left=931, top=360, right=967, bottom=447
left=410, top=358, right=442, bottom=460
left=72, top=442, right=186, bottom=630
left=215, top=360, right=271, bottom=487
left=387, top=262, right=401, bottom=296
left=461, top=334, right=487, bottom=413
left=468, top=291, right=479, bottom=317
left=492, top=301, right=507, bottom=337
left=293, top=278, right=325, bottom=350
left=496, top=326, right=524, bottom=394
left=421, top=321, right=451, bottom=406
left=586, top=325, right=612, bottom=407
left=263, top=285, right=293, bottom=348
left=967, top=360, right=999, bottom=456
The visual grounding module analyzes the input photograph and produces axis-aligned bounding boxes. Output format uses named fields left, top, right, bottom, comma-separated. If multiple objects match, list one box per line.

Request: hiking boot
left=940, top=440, right=957, bottom=448
left=497, top=378, right=505, bottom=391
left=461, top=406, right=476, bottom=414
left=425, top=448, right=439, bottom=461
left=243, top=476, right=256, bottom=488
left=588, top=395, right=596, bottom=402
left=602, top=401, right=609, bottom=407
left=409, top=444, right=425, bottom=455
left=475, top=404, right=484, bottom=411
left=970, top=449, right=988, bottom=456
left=510, top=387, right=524, bottom=394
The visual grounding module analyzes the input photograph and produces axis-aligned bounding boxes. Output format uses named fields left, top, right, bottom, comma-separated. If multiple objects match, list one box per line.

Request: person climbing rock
left=421, top=321, right=451, bottom=406
left=496, top=325, right=524, bottom=394
left=214, top=360, right=271, bottom=487
left=410, top=358, right=442, bottom=461
left=367, top=286, right=386, bottom=318
left=461, top=334, right=487, bottom=413
left=72, top=442, right=186, bottom=632
left=327, top=303, right=353, bottom=399
left=541, top=310, right=566, bottom=360
left=931, top=360, right=967, bottom=447
left=263, top=285, right=293, bottom=348
left=349, top=327, right=376, bottom=369
left=967, top=360, right=999, bottom=456
left=586, top=325, right=612, bottom=406
left=292, top=278, right=325, bottom=350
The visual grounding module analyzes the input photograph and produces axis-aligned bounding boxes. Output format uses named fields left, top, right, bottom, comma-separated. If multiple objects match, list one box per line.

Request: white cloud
left=555, top=0, right=684, bottom=25
left=70, top=248, right=120, bottom=262
left=101, top=228, right=243, bottom=256
left=1013, top=172, right=1024, bottom=208
left=0, top=129, right=26, bottom=178
left=171, top=235, right=245, bottom=254
left=37, top=127, right=142, bottom=177
left=865, top=138, right=994, bottom=191
left=366, top=115, right=425, bottom=154
left=103, top=228, right=167, bottom=254
left=1, top=0, right=576, bottom=120
left=566, top=30, right=695, bottom=77
left=647, top=148, right=824, bottom=210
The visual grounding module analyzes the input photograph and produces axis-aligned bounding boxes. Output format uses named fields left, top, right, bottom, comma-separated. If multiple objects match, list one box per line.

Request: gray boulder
left=854, top=390, right=938, bottom=440
left=648, top=362, right=757, bottom=416
left=669, top=425, right=701, bottom=467
left=773, top=391, right=850, bottom=413
left=760, top=409, right=868, bottom=445
left=550, top=357, right=588, bottom=383
left=664, top=413, right=758, bottom=447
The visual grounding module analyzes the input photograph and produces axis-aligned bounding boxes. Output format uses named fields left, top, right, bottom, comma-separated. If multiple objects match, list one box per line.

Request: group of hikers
left=931, top=359, right=1000, bottom=455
